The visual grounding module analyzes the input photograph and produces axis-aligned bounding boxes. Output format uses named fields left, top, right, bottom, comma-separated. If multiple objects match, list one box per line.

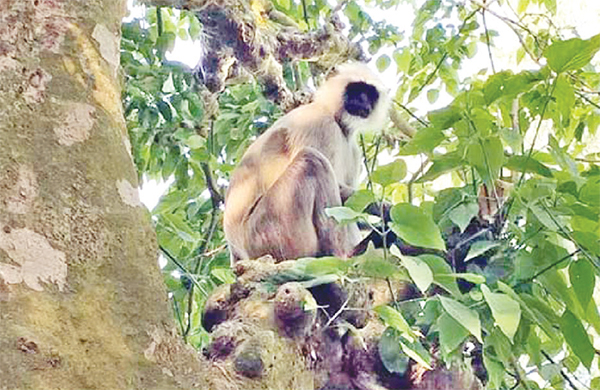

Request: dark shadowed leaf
left=560, top=310, right=595, bottom=369
left=378, top=328, right=409, bottom=374
left=569, top=259, right=595, bottom=310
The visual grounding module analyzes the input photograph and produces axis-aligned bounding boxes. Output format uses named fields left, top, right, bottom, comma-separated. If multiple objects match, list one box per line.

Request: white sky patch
left=139, top=177, right=174, bottom=210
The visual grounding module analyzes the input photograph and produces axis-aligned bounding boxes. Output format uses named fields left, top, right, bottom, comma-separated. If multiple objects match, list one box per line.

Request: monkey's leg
left=245, top=148, right=360, bottom=261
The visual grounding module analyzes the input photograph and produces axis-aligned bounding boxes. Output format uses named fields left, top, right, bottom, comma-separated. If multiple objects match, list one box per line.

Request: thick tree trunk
left=0, top=1, right=202, bottom=388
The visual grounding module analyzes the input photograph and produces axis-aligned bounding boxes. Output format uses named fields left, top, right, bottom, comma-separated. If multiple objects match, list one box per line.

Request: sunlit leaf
left=505, top=155, right=553, bottom=178
left=399, top=254, right=433, bottom=293
left=371, top=160, right=407, bottom=187
left=481, top=284, right=521, bottom=341
left=465, top=241, right=500, bottom=262
left=439, top=296, right=482, bottom=342
left=375, top=305, right=416, bottom=340
left=344, top=189, right=376, bottom=212
left=400, top=338, right=432, bottom=370
left=448, top=200, right=479, bottom=232
left=390, top=203, right=446, bottom=250
left=325, top=206, right=362, bottom=223
left=545, top=34, right=600, bottom=73
left=376, top=54, right=391, bottom=72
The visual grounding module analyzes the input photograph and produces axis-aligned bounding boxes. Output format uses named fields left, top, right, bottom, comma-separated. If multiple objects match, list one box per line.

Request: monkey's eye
left=344, top=82, right=379, bottom=118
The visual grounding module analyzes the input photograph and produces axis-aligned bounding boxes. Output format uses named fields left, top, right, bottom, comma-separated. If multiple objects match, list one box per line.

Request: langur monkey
left=224, top=63, right=390, bottom=263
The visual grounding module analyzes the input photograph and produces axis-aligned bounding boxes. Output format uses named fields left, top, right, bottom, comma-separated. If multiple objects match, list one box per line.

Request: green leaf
left=356, top=246, right=401, bottom=279
left=371, top=160, right=407, bottom=187
left=483, top=352, right=504, bottom=390
left=376, top=54, right=391, bottom=72
left=415, top=153, right=463, bottom=183
left=344, top=189, right=376, bottom=212
left=560, top=310, right=595, bottom=369
left=399, top=126, right=445, bottom=156
left=427, top=88, right=439, bottom=104
left=296, top=256, right=351, bottom=277
left=555, top=74, right=575, bottom=122
left=428, top=105, right=462, bottom=130
left=390, top=203, right=446, bottom=251
left=419, top=254, right=462, bottom=297
left=378, top=328, right=409, bottom=374
left=375, top=305, right=416, bottom=340
left=437, top=313, right=469, bottom=354
left=466, top=136, right=504, bottom=186
left=481, top=284, right=521, bottom=341
left=545, top=34, right=600, bottom=73
left=439, top=296, right=482, bottom=342
left=399, top=253, right=433, bottom=293
left=211, top=268, right=236, bottom=284
left=448, top=200, right=479, bottom=232
left=447, top=273, right=486, bottom=284
left=465, top=241, right=501, bottom=262
left=569, top=259, right=595, bottom=310
left=393, top=48, right=412, bottom=73
left=399, top=338, right=432, bottom=370
left=185, top=135, right=205, bottom=149
left=505, top=155, right=553, bottom=178
left=325, top=206, right=361, bottom=223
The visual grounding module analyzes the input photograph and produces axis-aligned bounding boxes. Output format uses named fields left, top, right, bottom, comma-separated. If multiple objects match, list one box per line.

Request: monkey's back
left=223, top=103, right=353, bottom=261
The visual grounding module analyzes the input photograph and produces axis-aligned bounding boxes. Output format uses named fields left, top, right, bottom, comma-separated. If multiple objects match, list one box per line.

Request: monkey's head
left=314, top=62, right=390, bottom=136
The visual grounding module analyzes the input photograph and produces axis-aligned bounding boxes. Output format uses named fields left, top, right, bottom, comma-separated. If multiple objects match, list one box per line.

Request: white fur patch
left=314, top=62, right=391, bottom=134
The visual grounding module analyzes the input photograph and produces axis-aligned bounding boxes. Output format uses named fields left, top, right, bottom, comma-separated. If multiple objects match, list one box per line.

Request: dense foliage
left=121, top=1, right=600, bottom=388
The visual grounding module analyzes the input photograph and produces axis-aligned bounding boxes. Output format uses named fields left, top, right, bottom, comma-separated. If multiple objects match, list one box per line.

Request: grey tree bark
left=0, top=1, right=203, bottom=388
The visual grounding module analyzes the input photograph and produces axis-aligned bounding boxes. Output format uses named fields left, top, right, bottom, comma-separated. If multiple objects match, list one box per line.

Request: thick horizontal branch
left=141, top=0, right=364, bottom=110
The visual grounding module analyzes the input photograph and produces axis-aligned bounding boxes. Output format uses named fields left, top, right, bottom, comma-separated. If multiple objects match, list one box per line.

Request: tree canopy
left=121, top=0, right=600, bottom=388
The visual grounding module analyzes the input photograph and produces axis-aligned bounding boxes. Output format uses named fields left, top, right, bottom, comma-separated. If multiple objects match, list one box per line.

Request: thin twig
left=156, top=7, right=163, bottom=37
left=182, top=162, right=223, bottom=339
left=540, top=201, right=598, bottom=268
left=540, top=350, right=580, bottom=390
left=503, top=76, right=557, bottom=220
left=359, top=134, right=374, bottom=191
left=324, top=296, right=351, bottom=329
left=524, top=249, right=580, bottom=282
left=576, top=91, right=600, bottom=110
left=301, top=0, right=309, bottom=28
left=393, top=100, right=429, bottom=127
left=481, top=5, right=496, bottom=74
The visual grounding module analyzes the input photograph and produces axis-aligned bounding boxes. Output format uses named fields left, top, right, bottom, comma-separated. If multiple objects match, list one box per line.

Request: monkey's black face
left=343, top=82, right=380, bottom=118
